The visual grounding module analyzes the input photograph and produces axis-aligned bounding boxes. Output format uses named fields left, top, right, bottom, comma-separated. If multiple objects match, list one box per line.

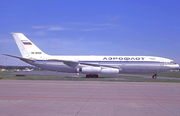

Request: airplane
left=2, top=33, right=179, bottom=78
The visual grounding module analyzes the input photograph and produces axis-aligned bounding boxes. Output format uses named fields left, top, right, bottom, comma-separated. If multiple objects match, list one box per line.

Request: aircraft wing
left=2, top=54, right=36, bottom=62
left=49, top=59, right=122, bottom=70
left=80, top=62, right=121, bottom=69
left=2, top=54, right=121, bottom=70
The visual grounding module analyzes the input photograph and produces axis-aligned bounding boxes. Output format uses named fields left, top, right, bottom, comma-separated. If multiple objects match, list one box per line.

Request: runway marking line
left=0, top=96, right=180, bottom=102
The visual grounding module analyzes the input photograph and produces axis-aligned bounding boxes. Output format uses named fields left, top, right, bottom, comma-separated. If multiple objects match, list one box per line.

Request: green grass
left=129, top=72, right=180, bottom=78
left=155, top=72, right=180, bottom=78
left=0, top=71, right=180, bottom=83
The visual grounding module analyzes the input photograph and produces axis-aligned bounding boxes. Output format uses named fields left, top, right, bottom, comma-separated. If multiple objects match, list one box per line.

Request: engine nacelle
left=77, top=67, right=119, bottom=74
left=77, top=67, right=101, bottom=74
left=101, top=68, right=119, bottom=74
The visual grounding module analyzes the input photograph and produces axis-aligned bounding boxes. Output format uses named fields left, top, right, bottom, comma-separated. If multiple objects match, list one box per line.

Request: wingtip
left=2, top=54, right=9, bottom=56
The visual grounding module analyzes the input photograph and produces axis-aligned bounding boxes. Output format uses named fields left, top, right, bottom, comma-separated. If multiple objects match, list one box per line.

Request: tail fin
left=11, top=33, right=47, bottom=58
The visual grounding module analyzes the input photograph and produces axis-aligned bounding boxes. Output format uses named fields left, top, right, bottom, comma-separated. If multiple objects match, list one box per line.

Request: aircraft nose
left=174, top=63, right=180, bottom=70
left=168, top=63, right=180, bottom=70
left=177, top=64, right=180, bottom=69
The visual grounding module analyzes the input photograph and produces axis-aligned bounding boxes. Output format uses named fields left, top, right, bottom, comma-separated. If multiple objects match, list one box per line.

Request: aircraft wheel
left=93, top=74, right=98, bottom=78
left=154, top=75, right=157, bottom=79
left=86, top=75, right=89, bottom=78
left=152, top=74, right=157, bottom=79
left=93, top=74, right=99, bottom=78
left=95, top=75, right=98, bottom=78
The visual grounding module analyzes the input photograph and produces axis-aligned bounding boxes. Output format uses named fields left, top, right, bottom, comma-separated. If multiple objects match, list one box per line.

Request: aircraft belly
left=120, top=64, right=162, bottom=73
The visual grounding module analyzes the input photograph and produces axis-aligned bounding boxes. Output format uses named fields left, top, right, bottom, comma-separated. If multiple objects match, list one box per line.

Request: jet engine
left=77, top=67, right=101, bottom=74
left=77, top=67, right=119, bottom=74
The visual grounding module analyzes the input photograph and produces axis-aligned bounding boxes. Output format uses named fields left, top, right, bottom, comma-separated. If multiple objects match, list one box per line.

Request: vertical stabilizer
left=11, top=33, right=47, bottom=58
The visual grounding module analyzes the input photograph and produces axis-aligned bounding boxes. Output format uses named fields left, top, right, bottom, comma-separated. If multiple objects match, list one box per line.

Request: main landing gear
left=86, top=74, right=99, bottom=78
left=152, top=73, right=157, bottom=79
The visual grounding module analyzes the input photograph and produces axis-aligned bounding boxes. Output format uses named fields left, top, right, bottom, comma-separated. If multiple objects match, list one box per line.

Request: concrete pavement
left=0, top=80, right=180, bottom=116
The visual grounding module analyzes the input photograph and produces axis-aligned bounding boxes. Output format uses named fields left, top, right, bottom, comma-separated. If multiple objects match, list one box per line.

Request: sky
left=0, top=0, right=180, bottom=66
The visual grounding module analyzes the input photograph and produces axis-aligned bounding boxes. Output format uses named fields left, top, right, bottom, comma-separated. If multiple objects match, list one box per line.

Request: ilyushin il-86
left=3, top=33, right=179, bottom=78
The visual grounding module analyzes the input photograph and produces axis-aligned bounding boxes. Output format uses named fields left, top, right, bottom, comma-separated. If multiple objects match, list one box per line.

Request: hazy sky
left=0, top=0, right=180, bottom=66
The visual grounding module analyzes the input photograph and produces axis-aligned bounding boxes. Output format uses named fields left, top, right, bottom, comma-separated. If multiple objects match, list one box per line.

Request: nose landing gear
left=152, top=73, right=157, bottom=79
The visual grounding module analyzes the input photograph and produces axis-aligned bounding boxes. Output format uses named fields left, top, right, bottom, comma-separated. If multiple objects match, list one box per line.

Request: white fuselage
left=24, top=55, right=179, bottom=74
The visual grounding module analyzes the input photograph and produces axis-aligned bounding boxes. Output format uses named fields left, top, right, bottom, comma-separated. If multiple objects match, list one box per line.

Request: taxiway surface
left=13, top=71, right=180, bottom=80
left=0, top=80, right=180, bottom=116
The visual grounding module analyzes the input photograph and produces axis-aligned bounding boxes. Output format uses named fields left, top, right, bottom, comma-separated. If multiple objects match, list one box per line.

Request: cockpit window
left=170, top=61, right=177, bottom=64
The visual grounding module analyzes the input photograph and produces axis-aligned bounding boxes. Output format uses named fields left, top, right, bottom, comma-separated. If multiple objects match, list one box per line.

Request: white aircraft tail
left=11, top=33, right=47, bottom=58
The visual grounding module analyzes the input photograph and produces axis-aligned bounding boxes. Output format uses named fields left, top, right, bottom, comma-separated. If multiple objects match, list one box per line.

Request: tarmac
left=13, top=71, right=180, bottom=80
left=0, top=80, right=180, bottom=116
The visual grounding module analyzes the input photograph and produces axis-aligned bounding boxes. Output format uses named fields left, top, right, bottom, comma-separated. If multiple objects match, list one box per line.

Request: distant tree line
left=0, top=65, right=49, bottom=71
left=0, top=65, right=34, bottom=70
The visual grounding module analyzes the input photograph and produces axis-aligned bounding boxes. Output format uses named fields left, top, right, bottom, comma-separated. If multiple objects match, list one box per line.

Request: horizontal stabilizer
left=2, top=54, right=36, bottom=62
